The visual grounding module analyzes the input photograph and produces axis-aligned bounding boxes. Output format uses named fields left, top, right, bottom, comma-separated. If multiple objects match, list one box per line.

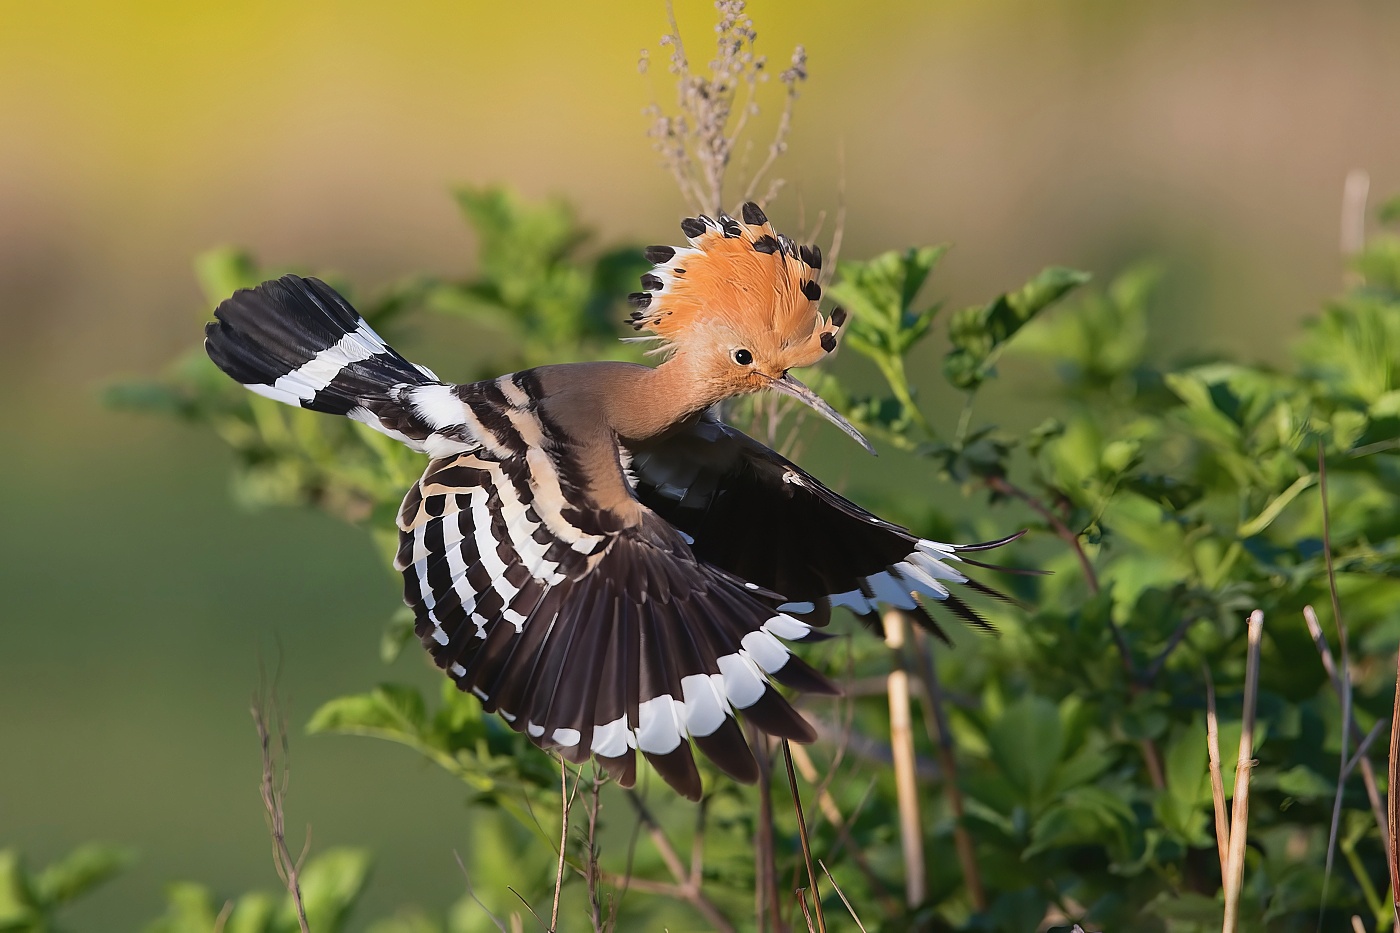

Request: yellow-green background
left=2, top=1, right=1398, bottom=928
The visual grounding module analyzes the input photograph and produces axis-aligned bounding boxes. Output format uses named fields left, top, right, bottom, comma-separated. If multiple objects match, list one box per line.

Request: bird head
left=627, top=202, right=872, bottom=453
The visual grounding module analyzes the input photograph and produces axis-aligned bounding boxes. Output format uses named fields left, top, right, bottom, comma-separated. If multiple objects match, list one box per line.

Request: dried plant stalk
left=1222, top=610, right=1264, bottom=932
left=642, top=0, right=807, bottom=214
left=782, top=741, right=826, bottom=933
left=1204, top=665, right=1230, bottom=874
left=882, top=609, right=925, bottom=907
left=1389, top=647, right=1400, bottom=926
left=251, top=680, right=311, bottom=933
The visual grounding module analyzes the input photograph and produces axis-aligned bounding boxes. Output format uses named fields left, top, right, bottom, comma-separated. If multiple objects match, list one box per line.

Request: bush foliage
left=67, top=181, right=1400, bottom=932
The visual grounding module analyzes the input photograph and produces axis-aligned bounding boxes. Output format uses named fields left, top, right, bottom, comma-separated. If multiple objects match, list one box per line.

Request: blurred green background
left=2, top=0, right=1398, bottom=928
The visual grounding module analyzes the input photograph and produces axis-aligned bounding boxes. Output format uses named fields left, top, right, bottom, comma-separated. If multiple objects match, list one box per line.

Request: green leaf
left=277, top=849, right=371, bottom=933
left=1379, top=195, right=1400, bottom=226
left=828, top=246, right=948, bottom=360
left=985, top=694, right=1063, bottom=812
left=32, top=843, right=131, bottom=908
left=143, top=882, right=221, bottom=933
left=366, top=908, right=444, bottom=933
left=225, top=892, right=277, bottom=933
left=0, top=852, right=37, bottom=928
left=308, top=685, right=427, bottom=740
left=380, top=608, right=418, bottom=665
left=195, top=248, right=262, bottom=308
left=943, top=266, right=1090, bottom=391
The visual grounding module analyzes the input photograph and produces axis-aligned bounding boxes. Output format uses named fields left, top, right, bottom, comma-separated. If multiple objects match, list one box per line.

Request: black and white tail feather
left=205, top=274, right=1023, bottom=800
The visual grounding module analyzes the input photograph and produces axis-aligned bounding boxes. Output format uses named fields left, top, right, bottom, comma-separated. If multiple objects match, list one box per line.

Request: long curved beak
left=767, top=373, right=877, bottom=455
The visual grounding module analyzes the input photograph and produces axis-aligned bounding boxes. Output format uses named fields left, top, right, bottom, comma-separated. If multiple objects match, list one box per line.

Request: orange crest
left=626, top=203, right=843, bottom=369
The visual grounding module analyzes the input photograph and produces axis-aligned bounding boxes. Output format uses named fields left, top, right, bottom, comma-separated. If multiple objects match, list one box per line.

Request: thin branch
left=621, top=789, right=735, bottom=933
left=690, top=795, right=709, bottom=889
left=1142, top=614, right=1203, bottom=685
left=912, top=630, right=987, bottom=909
left=1222, top=610, right=1264, bottom=933
left=787, top=744, right=901, bottom=916
left=753, top=730, right=786, bottom=932
left=454, top=850, right=510, bottom=933
left=783, top=741, right=826, bottom=933
left=584, top=769, right=607, bottom=933
left=819, top=862, right=868, bottom=933
left=1389, top=648, right=1400, bottom=927
left=983, top=474, right=1108, bottom=627
left=550, top=759, right=582, bottom=932
left=251, top=678, right=310, bottom=933
left=1304, top=603, right=1393, bottom=881
left=507, top=887, right=548, bottom=931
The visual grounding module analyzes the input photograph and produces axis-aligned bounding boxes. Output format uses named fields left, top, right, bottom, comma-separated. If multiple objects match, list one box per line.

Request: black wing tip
left=952, top=529, right=1029, bottom=552
left=644, top=746, right=703, bottom=801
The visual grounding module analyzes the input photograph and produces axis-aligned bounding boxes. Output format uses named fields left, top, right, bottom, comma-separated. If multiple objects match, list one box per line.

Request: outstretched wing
left=396, top=434, right=836, bottom=800
left=625, top=414, right=1022, bottom=639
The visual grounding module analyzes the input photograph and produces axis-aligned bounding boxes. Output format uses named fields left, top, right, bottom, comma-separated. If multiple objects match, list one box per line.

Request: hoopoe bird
left=205, top=202, right=1021, bottom=800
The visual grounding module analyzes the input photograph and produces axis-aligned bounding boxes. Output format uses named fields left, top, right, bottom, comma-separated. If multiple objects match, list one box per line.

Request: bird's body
left=205, top=203, right=1019, bottom=799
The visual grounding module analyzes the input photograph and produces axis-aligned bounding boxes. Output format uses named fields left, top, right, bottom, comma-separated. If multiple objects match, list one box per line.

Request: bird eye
left=732, top=348, right=754, bottom=366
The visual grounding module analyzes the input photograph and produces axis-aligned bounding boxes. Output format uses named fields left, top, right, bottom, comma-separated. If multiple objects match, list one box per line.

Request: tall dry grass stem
left=1222, top=609, right=1264, bottom=932
left=251, top=679, right=311, bottom=933
left=1389, top=647, right=1400, bottom=926
left=1203, top=666, right=1230, bottom=874
left=782, top=740, right=826, bottom=933
left=882, top=609, right=925, bottom=906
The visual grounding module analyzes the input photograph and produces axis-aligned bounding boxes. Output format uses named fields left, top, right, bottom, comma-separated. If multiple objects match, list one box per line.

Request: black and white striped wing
left=626, top=415, right=1022, bottom=639
left=396, top=450, right=836, bottom=800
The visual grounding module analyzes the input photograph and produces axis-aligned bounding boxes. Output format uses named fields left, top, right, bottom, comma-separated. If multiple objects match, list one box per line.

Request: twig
left=1204, top=665, right=1231, bottom=873
left=550, top=759, right=582, bottom=932
left=1390, top=648, right=1400, bottom=928
left=984, top=474, right=1103, bottom=599
left=1142, top=615, right=1203, bottom=685
left=753, top=730, right=786, bottom=932
left=783, top=741, right=827, bottom=933
left=796, top=888, right=815, bottom=933
left=251, top=677, right=310, bottom=933
left=1388, top=647, right=1400, bottom=924
left=819, top=861, right=868, bottom=933
left=787, top=744, right=901, bottom=915
left=584, top=770, right=607, bottom=933
left=1222, top=610, right=1264, bottom=932
left=882, top=610, right=925, bottom=907
left=507, top=887, right=548, bottom=931
left=455, top=850, right=510, bottom=933
left=622, top=789, right=735, bottom=933
left=1304, top=604, right=1393, bottom=878
left=913, top=630, right=987, bottom=909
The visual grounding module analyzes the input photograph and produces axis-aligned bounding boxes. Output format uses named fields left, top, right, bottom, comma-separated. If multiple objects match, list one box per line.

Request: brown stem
left=787, top=744, right=902, bottom=916
left=1222, top=610, right=1264, bottom=931
left=1389, top=649, right=1400, bottom=927
left=1203, top=666, right=1231, bottom=875
left=783, top=741, right=827, bottom=933
left=622, top=790, right=735, bottom=933
left=585, top=772, right=606, bottom=933
left=1305, top=604, right=1394, bottom=882
left=1142, top=615, right=1202, bottom=685
left=984, top=474, right=1101, bottom=593
left=753, top=731, right=787, bottom=932
left=251, top=682, right=310, bottom=933
left=913, top=630, right=987, bottom=910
